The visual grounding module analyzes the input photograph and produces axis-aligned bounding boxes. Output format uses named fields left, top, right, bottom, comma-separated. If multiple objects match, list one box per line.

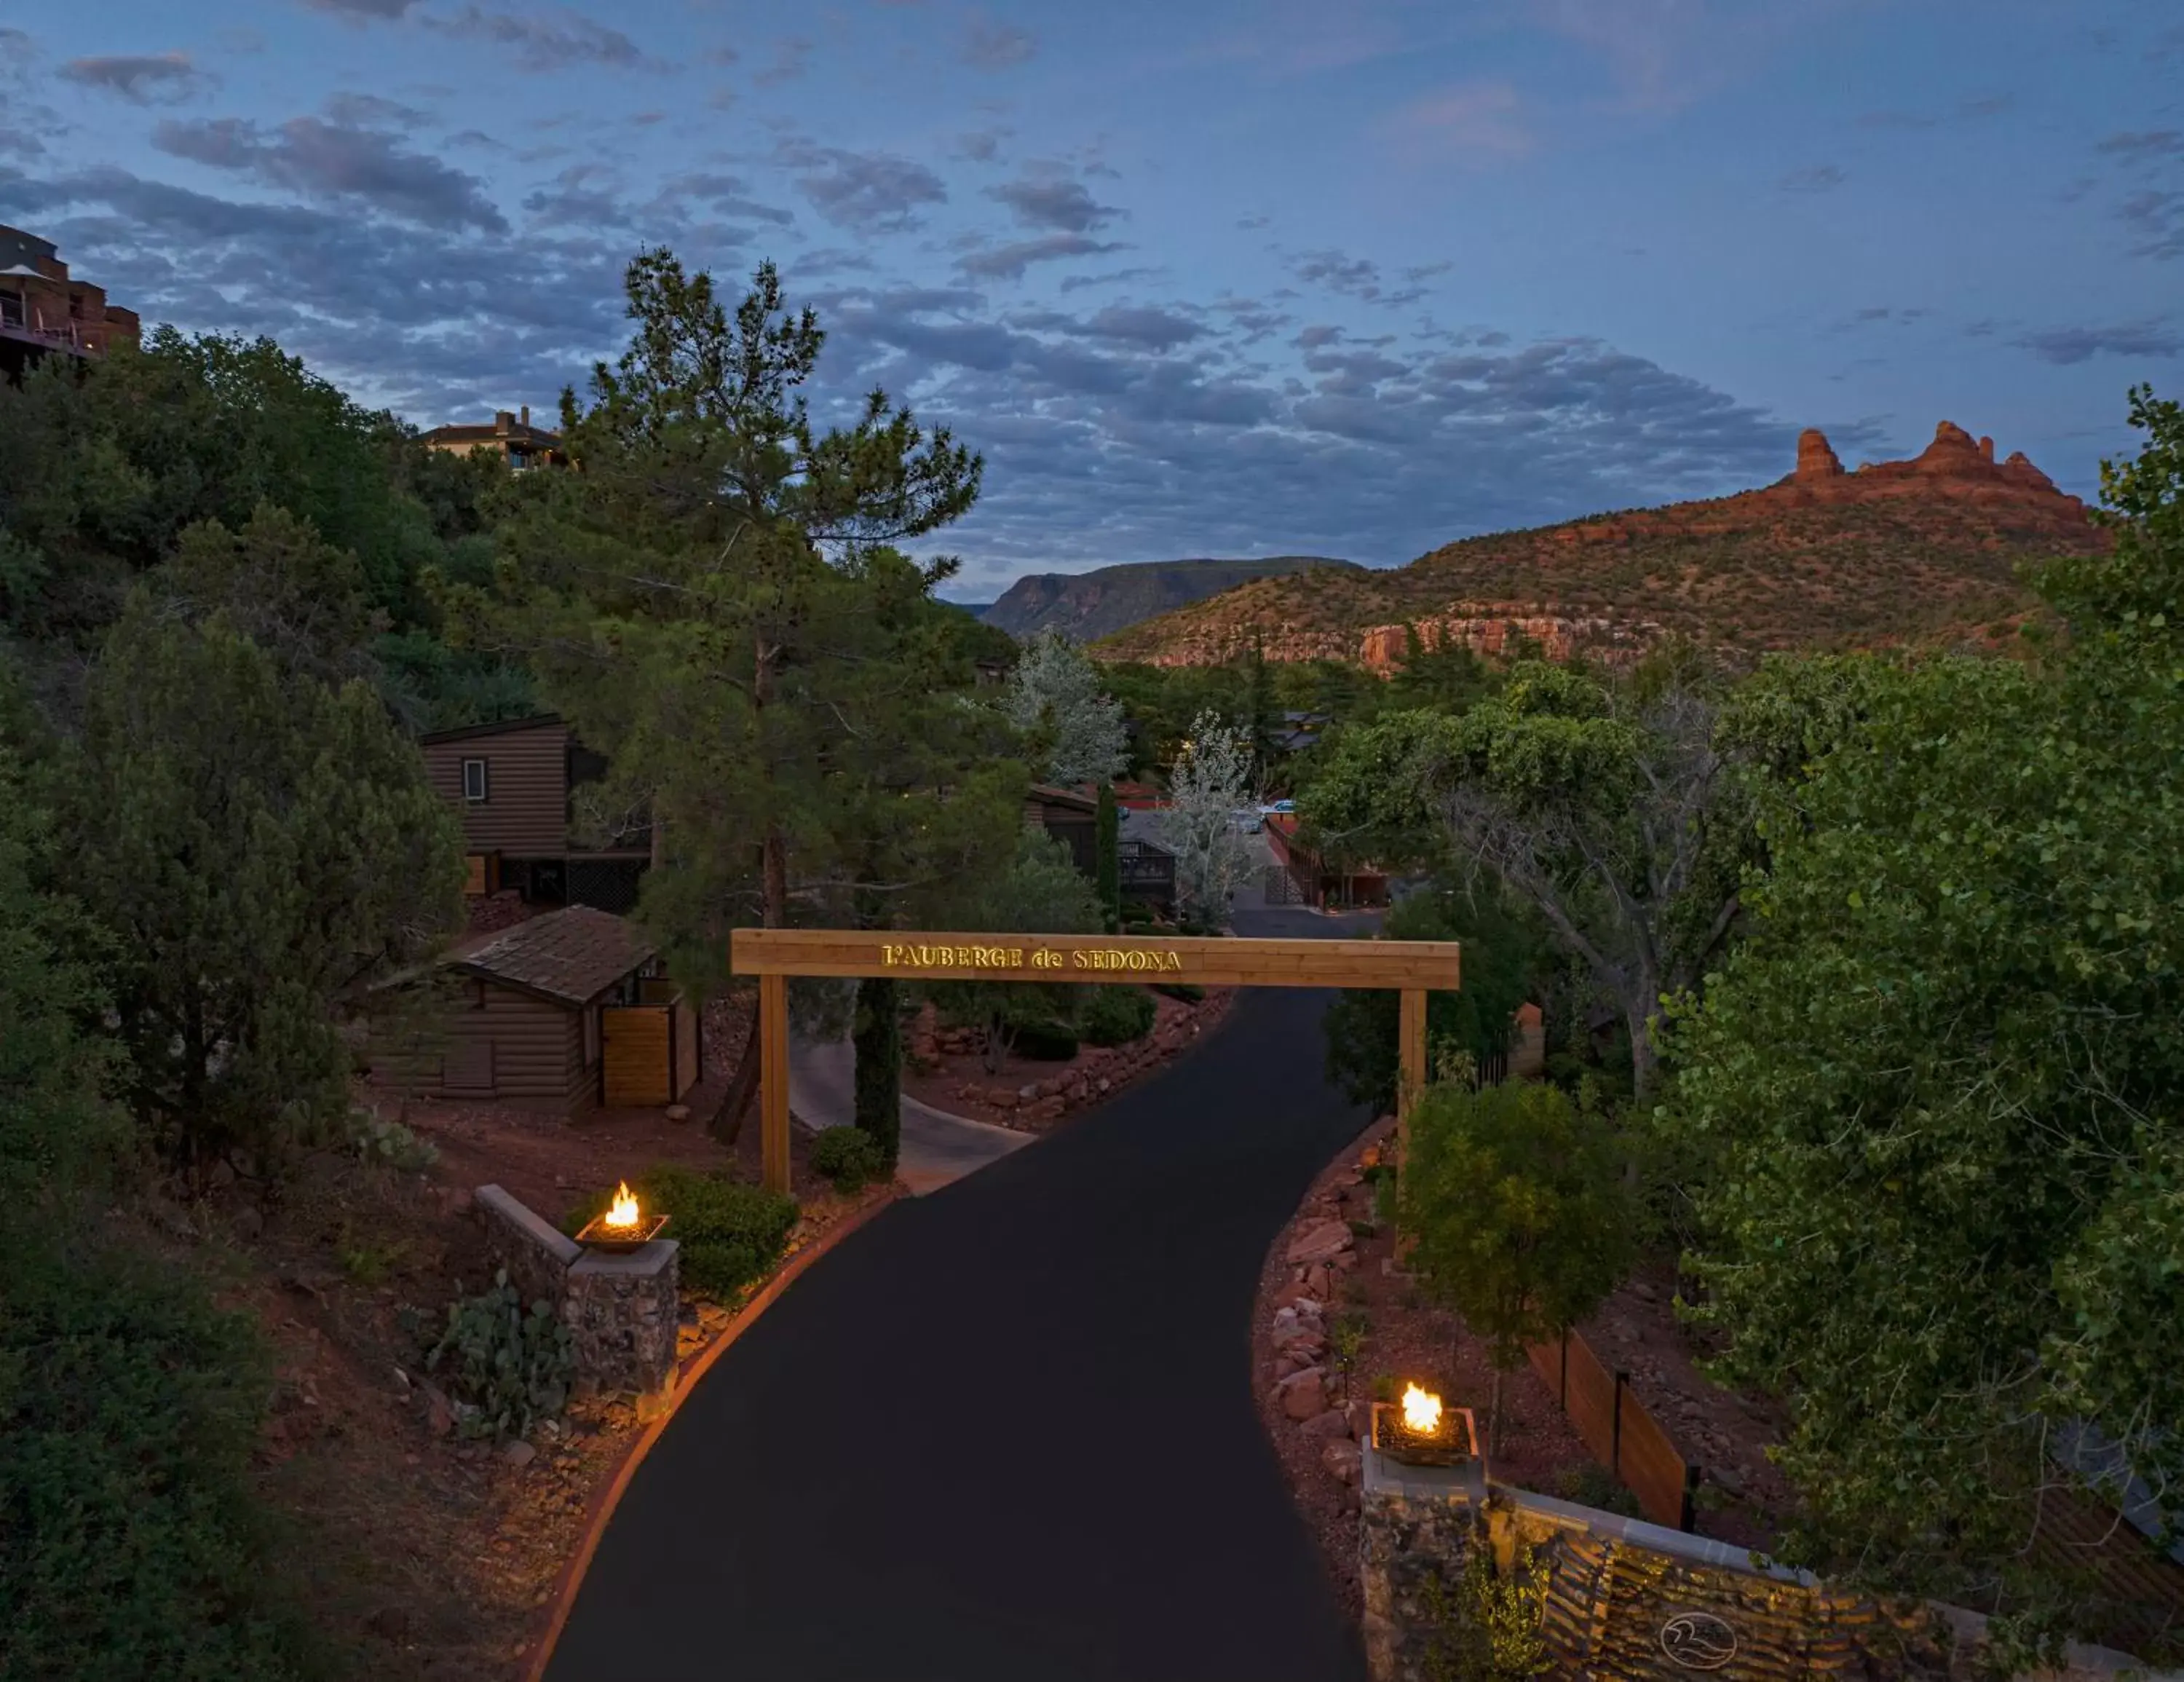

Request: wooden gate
left=601, top=995, right=701, bottom=1107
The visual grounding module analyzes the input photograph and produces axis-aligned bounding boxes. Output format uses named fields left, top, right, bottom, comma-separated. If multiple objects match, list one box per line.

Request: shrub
left=811, top=1126, right=885, bottom=1193
left=563, top=1166, right=797, bottom=1301
left=1415, top=1541, right=1551, bottom=1681
left=1080, top=986, right=1155, bottom=1046
left=1008, top=1018, right=1079, bottom=1061
left=0, top=1240, right=321, bottom=1681
left=424, top=1269, right=573, bottom=1440
left=1152, top=981, right=1204, bottom=1003
left=345, top=1106, right=439, bottom=1174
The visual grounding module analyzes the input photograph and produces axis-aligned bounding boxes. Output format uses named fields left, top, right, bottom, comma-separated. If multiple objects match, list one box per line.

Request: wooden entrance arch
left=730, top=928, right=1461, bottom=1194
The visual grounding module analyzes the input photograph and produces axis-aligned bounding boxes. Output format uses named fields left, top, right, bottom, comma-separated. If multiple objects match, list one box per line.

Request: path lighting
left=576, top=1180, right=670, bottom=1252
left=1371, top=1382, right=1478, bottom=1469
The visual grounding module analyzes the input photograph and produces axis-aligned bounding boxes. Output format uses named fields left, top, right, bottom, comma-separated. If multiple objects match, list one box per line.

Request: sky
left=2, top=1, right=2180, bottom=599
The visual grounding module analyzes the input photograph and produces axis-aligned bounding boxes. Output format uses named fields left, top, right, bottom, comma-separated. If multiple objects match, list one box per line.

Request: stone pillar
left=565, top=1241, right=681, bottom=1419
left=473, top=1183, right=681, bottom=1418
left=1358, top=1447, right=1490, bottom=1682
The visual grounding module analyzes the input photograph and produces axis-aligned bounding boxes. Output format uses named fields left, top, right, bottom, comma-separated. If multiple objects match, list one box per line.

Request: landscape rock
left=502, top=1439, right=537, bottom=1468
left=1322, top=1441, right=1363, bottom=1485
left=421, top=1381, right=456, bottom=1439
left=1302, top=1407, right=1353, bottom=1442
left=438, top=1185, right=475, bottom=1219
left=664, top=1104, right=691, bottom=1124
left=1286, top=1219, right=1353, bottom=1266
left=1305, top=1263, right=1334, bottom=1300
left=1275, top=1367, right=1327, bottom=1420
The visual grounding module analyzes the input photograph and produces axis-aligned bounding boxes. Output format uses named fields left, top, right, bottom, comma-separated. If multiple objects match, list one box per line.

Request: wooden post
left=759, top=971, right=790, bottom=1196
left=1397, top=987, right=1428, bottom=1157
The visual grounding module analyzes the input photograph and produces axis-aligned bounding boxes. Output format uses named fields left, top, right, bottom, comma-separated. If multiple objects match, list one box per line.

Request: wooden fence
left=1527, top=1327, right=1696, bottom=1531
left=601, top=994, right=701, bottom=1108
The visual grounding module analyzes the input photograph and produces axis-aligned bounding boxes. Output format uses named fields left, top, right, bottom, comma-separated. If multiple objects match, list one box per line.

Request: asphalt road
left=545, top=908, right=1377, bottom=1682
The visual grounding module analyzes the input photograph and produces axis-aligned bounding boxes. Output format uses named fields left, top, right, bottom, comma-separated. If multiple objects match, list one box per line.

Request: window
left=462, top=757, right=488, bottom=802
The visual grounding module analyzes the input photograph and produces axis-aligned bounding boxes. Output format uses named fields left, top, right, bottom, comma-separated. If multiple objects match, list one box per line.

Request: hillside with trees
left=983, top=554, right=1359, bottom=642
left=1096, top=422, right=2110, bottom=670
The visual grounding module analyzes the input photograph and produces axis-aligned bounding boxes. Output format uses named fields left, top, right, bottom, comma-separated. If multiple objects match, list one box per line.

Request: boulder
left=1305, top=1263, right=1334, bottom=1300
left=1286, top=1219, right=1353, bottom=1266
left=1322, top=1441, right=1363, bottom=1485
left=1275, top=1367, right=1327, bottom=1420
left=1301, top=1407, right=1353, bottom=1442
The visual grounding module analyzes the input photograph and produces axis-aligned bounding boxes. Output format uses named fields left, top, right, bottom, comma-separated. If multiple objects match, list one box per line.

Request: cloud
left=1780, top=164, right=1845, bottom=194
left=956, top=234, right=1128, bottom=280
left=2089, top=130, right=2184, bottom=260
left=2011, top=320, right=2182, bottom=365
left=952, top=129, right=1008, bottom=163
left=152, top=115, right=508, bottom=232
left=322, top=90, right=432, bottom=127
left=753, top=38, right=812, bottom=86
left=962, top=18, right=1036, bottom=70
left=986, top=175, right=1120, bottom=234
left=778, top=143, right=946, bottom=233
left=423, top=7, right=649, bottom=72
left=58, top=52, right=216, bottom=105
left=301, top=0, right=424, bottom=17
left=1058, top=266, right=1165, bottom=293
left=2096, top=130, right=2184, bottom=162
left=1385, top=80, right=1529, bottom=158
left=665, top=171, right=796, bottom=225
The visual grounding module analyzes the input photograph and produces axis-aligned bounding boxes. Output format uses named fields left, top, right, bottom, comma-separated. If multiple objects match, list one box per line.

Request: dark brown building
left=0, top=225, right=140, bottom=382
left=374, top=906, right=699, bottom=1115
left=419, top=406, right=567, bottom=471
left=1025, top=783, right=1099, bottom=877
left=419, top=714, right=651, bottom=912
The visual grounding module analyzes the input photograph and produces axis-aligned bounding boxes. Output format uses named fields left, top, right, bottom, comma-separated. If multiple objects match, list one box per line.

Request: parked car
left=1230, top=809, right=1264, bottom=833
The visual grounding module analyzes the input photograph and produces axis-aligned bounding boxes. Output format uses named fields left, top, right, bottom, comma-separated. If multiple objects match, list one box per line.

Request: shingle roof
left=451, top=905, right=654, bottom=1007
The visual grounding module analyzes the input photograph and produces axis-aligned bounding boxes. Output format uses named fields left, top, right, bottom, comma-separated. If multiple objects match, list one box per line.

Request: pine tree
left=455, top=251, right=1000, bottom=1140
left=1095, top=781, right=1121, bottom=931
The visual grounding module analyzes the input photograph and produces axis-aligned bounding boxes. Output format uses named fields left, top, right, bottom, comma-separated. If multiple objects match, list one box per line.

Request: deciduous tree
left=1158, top=708, right=1257, bottom=925
left=1398, top=1078, right=1631, bottom=1452
left=1659, top=387, right=2184, bottom=1641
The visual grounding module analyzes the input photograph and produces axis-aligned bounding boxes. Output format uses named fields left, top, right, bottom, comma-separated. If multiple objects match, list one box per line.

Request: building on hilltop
left=0, top=224, right=141, bottom=383
left=420, top=406, right=568, bottom=471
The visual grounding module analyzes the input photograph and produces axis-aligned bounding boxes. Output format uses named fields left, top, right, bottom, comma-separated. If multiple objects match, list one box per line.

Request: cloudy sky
left=2, top=1, right=2179, bottom=596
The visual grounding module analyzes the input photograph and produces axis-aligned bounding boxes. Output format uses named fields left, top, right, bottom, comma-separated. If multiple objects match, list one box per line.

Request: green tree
left=1002, top=628, right=1128, bottom=786
left=1658, top=388, right=2184, bottom=1640
left=927, top=831, right=1105, bottom=1073
left=1304, top=660, right=1751, bottom=1095
left=0, top=725, right=317, bottom=1682
left=1398, top=1079, right=1632, bottom=1452
left=1095, top=781, right=1121, bottom=931
left=454, top=250, right=989, bottom=1139
left=1324, top=881, right=1551, bottom=1114
left=63, top=604, right=464, bottom=1182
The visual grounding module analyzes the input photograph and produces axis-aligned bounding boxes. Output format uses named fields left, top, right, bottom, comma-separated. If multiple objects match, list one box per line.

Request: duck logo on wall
left=1658, top=1609, right=1739, bottom=1670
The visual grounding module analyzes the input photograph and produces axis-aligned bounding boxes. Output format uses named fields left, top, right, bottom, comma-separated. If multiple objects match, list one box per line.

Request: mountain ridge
left=1094, top=423, right=2108, bottom=669
left=981, top=555, right=1360, bottom=642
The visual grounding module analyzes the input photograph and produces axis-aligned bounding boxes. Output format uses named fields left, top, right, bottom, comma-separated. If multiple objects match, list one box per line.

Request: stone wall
left=476, top=1183, right=679, bottom=1414
left=1360, top=1448, right=2154, bottom=1682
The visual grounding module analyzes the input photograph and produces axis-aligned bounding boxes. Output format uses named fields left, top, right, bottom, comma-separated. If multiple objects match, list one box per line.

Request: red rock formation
left=1795, top=428, right=1845, bottom=480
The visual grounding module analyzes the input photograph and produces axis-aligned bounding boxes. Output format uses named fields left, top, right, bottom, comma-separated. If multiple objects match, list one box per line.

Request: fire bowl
left=574, top=1212, right=670, bottom=1253
left=1370, top=1399, right=1479, bottom=1468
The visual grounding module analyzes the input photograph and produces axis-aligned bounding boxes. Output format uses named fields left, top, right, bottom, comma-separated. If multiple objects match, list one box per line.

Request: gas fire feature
left=1370, top=1385, right=1478, bottom=1469
left=575, top=1180, right=669, bottom=1253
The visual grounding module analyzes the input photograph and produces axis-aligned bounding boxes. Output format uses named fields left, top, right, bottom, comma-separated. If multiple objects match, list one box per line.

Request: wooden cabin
left=376, top=907, right=700, bottom=1116
left=418, top=714, right=653, bottom=912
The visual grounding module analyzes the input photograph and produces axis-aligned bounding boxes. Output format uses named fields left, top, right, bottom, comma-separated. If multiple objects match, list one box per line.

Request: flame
left=1401, top=1383, right=1443, bottom=1437
left=603, top=1182, right=641, bottom=1230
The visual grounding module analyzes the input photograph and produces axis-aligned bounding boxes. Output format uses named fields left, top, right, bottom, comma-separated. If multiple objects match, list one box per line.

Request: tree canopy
left=1658, top=386, right=2184, bottom=1636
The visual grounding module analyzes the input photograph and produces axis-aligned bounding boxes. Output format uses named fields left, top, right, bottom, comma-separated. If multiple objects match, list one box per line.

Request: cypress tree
left=1095, top=781, right=1120, bottom=931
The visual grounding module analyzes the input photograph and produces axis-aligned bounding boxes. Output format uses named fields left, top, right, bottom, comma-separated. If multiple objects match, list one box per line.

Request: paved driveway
left=545, top=909, right=1374, bottom=1682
